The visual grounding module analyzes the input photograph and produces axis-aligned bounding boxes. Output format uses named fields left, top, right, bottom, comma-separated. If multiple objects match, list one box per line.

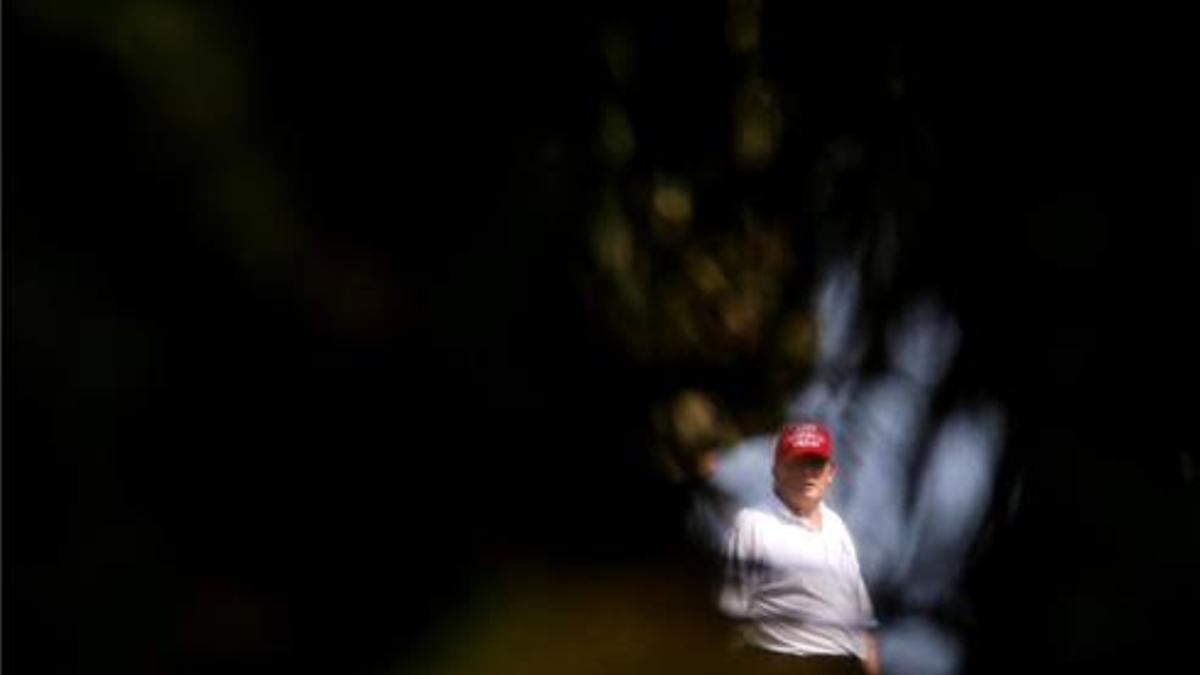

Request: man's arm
left=862, top=632, right=880, bottom=675
left=718, top=510, right=759, bottom=619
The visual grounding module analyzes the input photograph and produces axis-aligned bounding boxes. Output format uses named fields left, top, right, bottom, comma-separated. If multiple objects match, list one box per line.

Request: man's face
left=773, top=454, right=835, bottom=509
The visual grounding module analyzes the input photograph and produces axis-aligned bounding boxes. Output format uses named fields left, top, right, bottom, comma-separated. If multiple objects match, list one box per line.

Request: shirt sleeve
left=854, top=570, right=875, bottom=626
left=718, top=510, right=761, bottom=619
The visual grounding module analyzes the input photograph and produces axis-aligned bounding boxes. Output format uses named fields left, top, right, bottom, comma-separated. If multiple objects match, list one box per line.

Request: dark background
left=6, top=3, right=1199, bottom=673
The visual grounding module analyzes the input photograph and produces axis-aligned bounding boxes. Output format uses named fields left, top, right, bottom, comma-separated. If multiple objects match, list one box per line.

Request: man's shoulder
left=820, top=505, right=863, bottom=552
left=732, top=503, right=777, bottom=529
left=821, top=503, right=852, bottom=534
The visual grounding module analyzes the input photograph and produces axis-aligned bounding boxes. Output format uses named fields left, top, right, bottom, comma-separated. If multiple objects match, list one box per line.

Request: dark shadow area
left=6, top=4, right=1198, bottom=673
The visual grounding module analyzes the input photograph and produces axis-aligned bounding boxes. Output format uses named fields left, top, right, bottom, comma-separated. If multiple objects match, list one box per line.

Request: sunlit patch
left=403, top=564, right=736, bottom=675
left=777, top=311, right=816, bottom=369
left=602, top=28, right=635, bottom=87
left=651, top=180, right=694, bottom=243
left=727, top=0, right=763, bottom=55
left=592, top=210, right=636, bottom=277
left=599, top=103, right=635, bottom=165
left=682, top=249, right=730, bottom=298
left=733, top=79, right=780, bottom=170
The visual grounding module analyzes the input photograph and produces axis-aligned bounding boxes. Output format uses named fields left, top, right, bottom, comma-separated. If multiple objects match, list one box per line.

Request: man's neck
left=774, top=488, right=823, bottom=528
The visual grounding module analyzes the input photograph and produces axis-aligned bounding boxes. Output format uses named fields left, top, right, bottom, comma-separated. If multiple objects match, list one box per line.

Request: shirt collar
left=768, top=491, right=827, bottom=531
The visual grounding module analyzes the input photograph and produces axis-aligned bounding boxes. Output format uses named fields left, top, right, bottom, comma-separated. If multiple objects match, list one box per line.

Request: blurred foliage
left=578, top=3, right=933, bottom=479
left=11, top=0, right=399, bottom=343
left=11, top=0, right=934, bottom=477
left=7, top=1, right=945, bottom=672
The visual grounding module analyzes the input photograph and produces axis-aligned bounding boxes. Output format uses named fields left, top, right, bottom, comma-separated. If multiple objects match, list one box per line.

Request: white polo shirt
left=719, top=495, right=875, bottom=658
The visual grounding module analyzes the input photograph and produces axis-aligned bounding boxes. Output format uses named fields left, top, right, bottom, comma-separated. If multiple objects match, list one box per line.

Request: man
left=720, top=422, right=880, bottom=675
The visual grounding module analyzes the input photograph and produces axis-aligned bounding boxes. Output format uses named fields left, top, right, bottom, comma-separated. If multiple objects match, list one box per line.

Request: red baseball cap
left=775, top=422, right=834, bottom=463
